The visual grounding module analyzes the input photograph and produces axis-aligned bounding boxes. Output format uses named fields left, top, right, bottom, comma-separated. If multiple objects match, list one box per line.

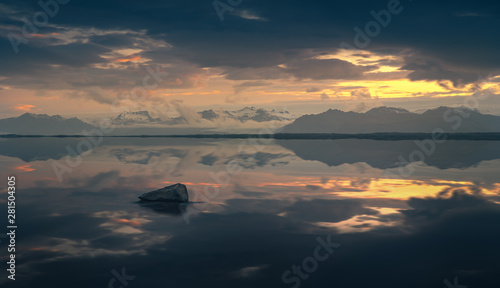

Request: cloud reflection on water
left=0, top=138, right=499, bottom=287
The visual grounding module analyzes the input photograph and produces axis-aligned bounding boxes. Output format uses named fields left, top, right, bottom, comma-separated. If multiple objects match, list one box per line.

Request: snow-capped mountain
left=0, top=113, right=96, bottom=135
left=111, top=107, right=296, bottom=126
left=280, top=106, right=500, bottom=133
left=111, top=111, right=163, bottom=125
left=223, top=107, right=295, bottom=122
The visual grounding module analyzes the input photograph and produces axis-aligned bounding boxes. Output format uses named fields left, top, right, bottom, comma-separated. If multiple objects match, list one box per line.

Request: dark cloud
left=87, top=33, right=143, bottom=48
left=402, top=188, right=495, bottom=227
left=284, top=58, right=377, bottom=80
left=0, top=0, right=499, bottom=98
left=400, top=54, right=482, bottom=87
left=223, top=66, right=289, bottom=80
left=306, top=87, right=322, bottom=93
left=0, top=37, right=109, bottom=74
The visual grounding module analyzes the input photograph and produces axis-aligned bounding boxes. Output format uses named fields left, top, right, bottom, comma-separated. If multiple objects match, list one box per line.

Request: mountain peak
left=366, top=106, right=410, bottom=114
left=199, top=109, right=219, bottom=120
left=324, top=108, right=344, bottom=114
left=113, top=111, right=160, bottom=124
left=1, top=113, right=94, bottom=135
left=109, top=107, right=296, bottom=126
left=117, top=110, right=153, bottom=118
left=422, top=106, right=479, bottom=115
left=282, top=106, right=500, bottom=133
left=423, top=106, right=450, bottom=113
left=233, top=106, right=257, bottom=113
left=19, top=113, right=65, bottom=120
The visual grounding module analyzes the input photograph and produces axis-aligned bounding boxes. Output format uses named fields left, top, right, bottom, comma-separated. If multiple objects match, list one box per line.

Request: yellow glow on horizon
left=254, top=176, right=497, bottom=201
left=316, top=49, right=400, bottom=66
left=332, top=178, right=493, bottom=200
left=368, top=65, right=401, bottom=73
left=333, top=79, right=460, bottom=98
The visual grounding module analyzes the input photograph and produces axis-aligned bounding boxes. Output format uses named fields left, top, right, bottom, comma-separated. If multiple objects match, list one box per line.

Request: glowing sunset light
left=113, top=219, right=142, bottom=226
left=112, top=55, right=142, bottom=63
left=14, top=104, right=36, bottom=111
left=16, top=165, right=36, bottom=172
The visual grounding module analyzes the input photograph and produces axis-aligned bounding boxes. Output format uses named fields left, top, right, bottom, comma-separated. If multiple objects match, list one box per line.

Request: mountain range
left=111, top=107, right=295, bottom=126
left=2, top=106, right=500, bottom=135
left=276, top=139, right=500, bottom=169
left=0, top=113, right=95, bottom=135
left=0, top=107, right=296, bottom=135
left=280, top=106, right=500, bottom=133
left=3, top=137, right=500, bottom=171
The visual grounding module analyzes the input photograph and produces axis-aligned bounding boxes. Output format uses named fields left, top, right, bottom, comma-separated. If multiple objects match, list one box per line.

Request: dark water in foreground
left=0, top=137, right=499, bottom=288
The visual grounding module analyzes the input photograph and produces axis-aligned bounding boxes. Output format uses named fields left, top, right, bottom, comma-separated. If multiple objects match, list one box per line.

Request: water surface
left=1, top=137, right=499, bottom=288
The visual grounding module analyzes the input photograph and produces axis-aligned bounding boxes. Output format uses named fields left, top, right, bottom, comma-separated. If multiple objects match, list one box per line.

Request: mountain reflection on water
left=0, top=137, right=499, bottom=288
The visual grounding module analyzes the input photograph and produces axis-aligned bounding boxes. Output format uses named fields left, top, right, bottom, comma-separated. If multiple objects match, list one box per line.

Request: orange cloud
left=30, top=33, right=59, bottom=37
left=14, top=104, right=35, bottom=111
left=113, top=219, right=142, bottom=226
left=112, top=55, right=141, bottom=63
left=28, top=247, right=59, bottom=252
left=16, top=165, right=36, bottom=172
left=29, top=247, right=46, bottom=251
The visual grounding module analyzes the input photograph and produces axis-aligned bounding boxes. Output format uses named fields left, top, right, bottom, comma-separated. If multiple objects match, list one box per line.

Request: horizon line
left=2, top=132, right=500, bottom=141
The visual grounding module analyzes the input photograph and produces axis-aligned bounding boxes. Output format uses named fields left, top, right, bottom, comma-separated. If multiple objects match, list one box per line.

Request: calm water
left=1, top=137, right=499, bottom=288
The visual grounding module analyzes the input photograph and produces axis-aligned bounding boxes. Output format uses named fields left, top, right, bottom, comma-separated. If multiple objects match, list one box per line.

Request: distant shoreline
left=2, top=133, right=500, bottom=140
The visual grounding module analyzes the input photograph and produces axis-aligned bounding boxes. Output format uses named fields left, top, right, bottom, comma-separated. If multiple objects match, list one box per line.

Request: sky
left=1, top=0, right=500, bottom=119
